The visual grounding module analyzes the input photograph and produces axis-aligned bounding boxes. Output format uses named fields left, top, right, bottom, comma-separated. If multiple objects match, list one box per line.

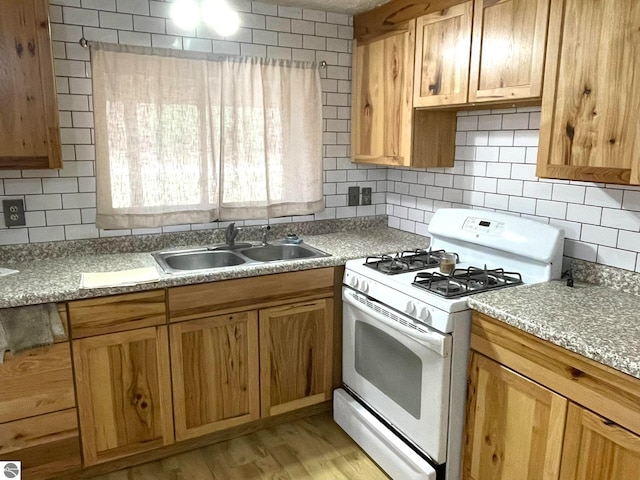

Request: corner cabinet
left=537, top=0, right=640, bottom=185
left=0, top=0, right=62, bottom=169
left=352, top=20, right=456, bottom=168
left=464, top=312, right=640, bottom=480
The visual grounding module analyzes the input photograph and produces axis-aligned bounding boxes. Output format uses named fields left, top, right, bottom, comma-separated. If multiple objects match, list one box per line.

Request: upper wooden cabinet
left=352, top=21, right=457, bottom=168
left=537, top=0, right=640, bottom=185
left=469, top=0, right=551, bottom=103
left=0, top=0, right=62, bottom=169
left=352, top=22, right=416, bottom=166
left=414, top=2, right=473, bottom=107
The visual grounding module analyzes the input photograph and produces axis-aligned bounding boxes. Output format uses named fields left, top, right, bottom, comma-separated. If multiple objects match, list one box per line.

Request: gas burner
left=364, top=249, right=454, bottom=275
left=412, top=266, right=523, bottom=298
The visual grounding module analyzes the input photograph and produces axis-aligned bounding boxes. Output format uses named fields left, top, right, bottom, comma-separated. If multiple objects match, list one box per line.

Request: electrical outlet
left=348, top=186, right=360, bottom=206
left=361, top=187, right=372, bottom=205
left=3, top=199, right=26, bottom=227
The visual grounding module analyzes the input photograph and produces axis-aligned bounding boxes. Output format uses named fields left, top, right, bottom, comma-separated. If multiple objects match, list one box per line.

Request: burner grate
left=364, top=249, right=452, bottom=275
left=412, top=266, right=523, bottom=298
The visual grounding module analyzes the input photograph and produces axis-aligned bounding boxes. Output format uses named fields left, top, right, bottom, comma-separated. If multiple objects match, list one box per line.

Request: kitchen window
left=91, top=43, right=323, bottom=230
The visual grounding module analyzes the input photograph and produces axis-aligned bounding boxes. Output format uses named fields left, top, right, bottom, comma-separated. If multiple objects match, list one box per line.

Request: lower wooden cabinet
left=560, top=403, right=640, bottom=480
left=259, top=299, right=334, bottom=417
left=170, top=311, right=260, bottom=441
left=464, top=353, right=566, bottom=480
left=0, top=342, right=80, bottom=479
left=465, top=312, right=640, bottom=480
left=67, top=268, right=339, bottom=472
left=72, top=326, right=174, bottom=465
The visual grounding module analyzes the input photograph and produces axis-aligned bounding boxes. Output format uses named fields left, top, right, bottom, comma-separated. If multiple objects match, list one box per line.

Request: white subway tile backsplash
left=600, top=208, right=640, bottom=231
left=513, top=130, right=539, bottom=146
left=581, top=224, right=618, bottom=247
left=536, top=200, right=567, bottom=219
left=622, top=190, right=640, bottom=211
left=477, top=114, right=502, bottom=131
left=498, top=146, right=526, bottom=163
left=564, top=239, right=597, bottom=262
left=552, top=184, right=586, bottom=204
left=475, top=146, right=499, bottom=162
left=566, top=203, right=602, bottom=224
left=488, top=130, right=514, bottom=146
left=501, top=113, right=529, bottom=130
left=597, top=246, right=637, bottom=271
left=116, top=0, right=149, bottom=15
left=523, top=181, right=552, bottom=199
left=618, top=230, right=640, bottom=252
left=509, top=196, right=536, bottom=214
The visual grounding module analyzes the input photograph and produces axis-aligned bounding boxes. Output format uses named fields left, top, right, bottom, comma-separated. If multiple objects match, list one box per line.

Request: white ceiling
left=259, top=0, right=390, bottom=15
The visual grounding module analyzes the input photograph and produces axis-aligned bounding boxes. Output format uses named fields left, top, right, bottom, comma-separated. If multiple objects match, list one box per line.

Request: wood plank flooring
left=88, top=412, right=390, bottom=480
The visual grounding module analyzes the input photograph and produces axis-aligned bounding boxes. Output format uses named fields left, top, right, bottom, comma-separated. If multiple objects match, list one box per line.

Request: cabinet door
left=468, top=0, right=550, bottom=103
left=560, top=403, right=640, bottom=480
left=464, top=352, right=567, bottom=480
left=170, top=312, right=260, bottom=441
left=537, top=0, right=640, bottom=185
left=259, top=299, right=333, bottom=417
left=0, top=0, right=62, bottom=169
left=73, top=327, right=174, bottom=465
left=352, top=22, right=416, bottom=166
left=414, top=2, right=473, bottom=107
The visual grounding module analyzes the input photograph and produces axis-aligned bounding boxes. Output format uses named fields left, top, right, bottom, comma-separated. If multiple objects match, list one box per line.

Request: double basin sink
left=153, top=242, right=329, bottom=274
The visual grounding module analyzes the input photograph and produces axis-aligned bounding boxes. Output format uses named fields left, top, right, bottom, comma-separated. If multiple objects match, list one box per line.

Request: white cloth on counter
left=0, top=268, right=19, bottom=277
left=0, top=303, right=66, bottom=363
left=80, top=266, right=161, bottom=289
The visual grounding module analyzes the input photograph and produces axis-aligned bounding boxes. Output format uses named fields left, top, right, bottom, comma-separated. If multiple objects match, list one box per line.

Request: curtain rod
left=78, top=37, right=327, bottom=69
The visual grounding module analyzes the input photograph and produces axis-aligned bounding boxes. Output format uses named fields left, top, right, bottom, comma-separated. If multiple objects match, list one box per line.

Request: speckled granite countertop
left=0, top=227, right=429, bottom=309
left=467, top=281, right=640, bottom=380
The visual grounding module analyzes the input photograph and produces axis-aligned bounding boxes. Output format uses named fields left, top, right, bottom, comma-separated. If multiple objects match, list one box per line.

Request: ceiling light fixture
left=171, top=0, right=241, bottom=37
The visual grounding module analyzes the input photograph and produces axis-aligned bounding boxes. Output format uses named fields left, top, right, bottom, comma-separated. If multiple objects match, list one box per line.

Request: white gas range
left=334, top=208, right=564, bottom=480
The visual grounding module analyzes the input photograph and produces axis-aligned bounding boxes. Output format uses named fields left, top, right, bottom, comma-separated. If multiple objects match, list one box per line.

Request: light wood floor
left=88, top=412, right=390, bottom=480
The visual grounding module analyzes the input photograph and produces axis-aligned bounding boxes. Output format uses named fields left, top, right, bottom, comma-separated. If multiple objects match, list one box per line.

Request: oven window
left=355, top=321, right=422, bottom=418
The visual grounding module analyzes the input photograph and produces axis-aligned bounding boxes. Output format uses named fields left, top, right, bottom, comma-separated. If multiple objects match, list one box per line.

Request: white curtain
left=91, top=43, right=323, bottom=229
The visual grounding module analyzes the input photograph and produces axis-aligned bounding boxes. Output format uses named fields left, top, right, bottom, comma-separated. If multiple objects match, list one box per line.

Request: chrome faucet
left=261, top=225, right=271, bottom=246
left=225, top=222, right=240, bottom=247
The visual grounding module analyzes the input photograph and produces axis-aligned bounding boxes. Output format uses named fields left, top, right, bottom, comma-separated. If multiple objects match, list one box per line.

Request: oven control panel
left=462, top=217, right=505, bottom=237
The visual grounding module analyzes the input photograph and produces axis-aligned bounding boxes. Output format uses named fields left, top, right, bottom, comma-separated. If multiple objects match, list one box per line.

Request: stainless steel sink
left=153, top=241, right=329, bottom=273
left=240, top=244, right=326, bottom=262
left=153, top=249, right=246, bottom=273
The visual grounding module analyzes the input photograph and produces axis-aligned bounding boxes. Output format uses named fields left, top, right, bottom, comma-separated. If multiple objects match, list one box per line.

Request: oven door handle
left=344, top=289, right=450, bottom=357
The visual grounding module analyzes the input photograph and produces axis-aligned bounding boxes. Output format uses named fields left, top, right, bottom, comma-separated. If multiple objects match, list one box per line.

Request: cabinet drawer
left=0, top=408, right=81, bottom=480
left=68, top=290, right=166, bottom=338
left=0, top=342, right=75, bottom=423
left=169, top=268, right=336, bottom=322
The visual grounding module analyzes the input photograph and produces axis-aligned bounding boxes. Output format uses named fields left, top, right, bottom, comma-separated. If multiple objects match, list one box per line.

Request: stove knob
left=360, top=280, right=370, bottom=293
left=349, top=276, right=359, bottom=289
left=418, top=307, right=430, bottom=322
left=405, top=301, right=417, bottom=315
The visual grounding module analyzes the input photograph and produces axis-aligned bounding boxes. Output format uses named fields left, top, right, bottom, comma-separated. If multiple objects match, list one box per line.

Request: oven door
left=342, top=286, right=452, bottom=464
